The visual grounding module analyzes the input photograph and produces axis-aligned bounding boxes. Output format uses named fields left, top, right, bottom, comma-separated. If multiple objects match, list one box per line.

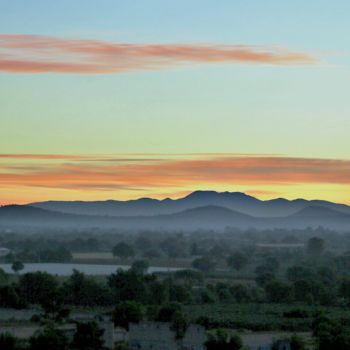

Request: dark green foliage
left=146, top=279, right=169, bottom=305
left=255, top=272, right=275, bottom=287
left=71, top=321, right=105, bottom=350
left=283, top=308, right=310, bottom=319
left=113, top=301, right=144, bottom=329
left=339, top=275, right=350, bottom=305
left=155, top=302, right=189, bottom=339
left=200, top=288, right=217, bottom=304
left=168, top=283, right=192, bottom=304
left=188, top=304, right=317, bottom=331
left=107, top=269, right=146, bottom=302
left=0, top=267, right=8, bottom=285
left=170, top=310, right=189, bottom=340
left=312, top=315, right=350, bottom=350
left=19, top=272, right=59, bottom=306
left=11, top=261, right=24, bottom=273
left=112, top=242, right=134, bottom=259
left=0, top=285, right=24, bottom=308
left=205, top=329, right=242, bottom=350
left=192, top=256, right=216, bottom=272
left=160, top=236, right=187, bottom=259
left=130, top=260, right=149, bottom=275
left=286, top=266, right=314, bottom=282
left=227, top=252, right=249, bottom=271
left=114, top=342, right=128, bottom=350
left=0, top=332, right=22, bottom=350
left=264, top=279, right=294, bottom=303
left=156, top=302, right=183, bottom=322
left=29, top=325, right=69, bottom=350
left=62, top=270, right=112, bottom=306
left=230, top=284, right=251, bottom=303
left=307, top=237, right=325, bottom=256
left=289, top=334, right=306, bottom=350
left=215, top=282, right=233, bottom=303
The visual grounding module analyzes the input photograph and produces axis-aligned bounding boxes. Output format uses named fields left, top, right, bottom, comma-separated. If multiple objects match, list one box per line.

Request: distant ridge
left=1, top=199, right=350, bottom=230
left=1, top=202, right=350, bottom=231
left=29, top=190, right=350, bottom=218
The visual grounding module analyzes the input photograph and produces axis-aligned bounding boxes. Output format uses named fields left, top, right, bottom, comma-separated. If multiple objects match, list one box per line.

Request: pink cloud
left=0, top=34, right=316, bottom=74
left=0, top=154, right=349, bottom=191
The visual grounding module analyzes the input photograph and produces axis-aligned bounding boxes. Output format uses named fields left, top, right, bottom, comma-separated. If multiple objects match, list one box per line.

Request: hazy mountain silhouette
left=2, top=201, right=350, bottom=231
left=30, top=190, right=350, bottom=218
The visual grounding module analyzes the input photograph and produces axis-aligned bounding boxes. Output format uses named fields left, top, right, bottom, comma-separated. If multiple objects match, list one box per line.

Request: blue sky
left=0, top=1, right=349, bottom=203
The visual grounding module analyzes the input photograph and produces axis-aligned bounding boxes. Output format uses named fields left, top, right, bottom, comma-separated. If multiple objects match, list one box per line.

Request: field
left=186, top=303, right=350, bottom=332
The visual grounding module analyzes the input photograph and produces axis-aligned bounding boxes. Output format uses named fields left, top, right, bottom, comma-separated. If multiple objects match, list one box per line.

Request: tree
left=227, top=252, right=249, bottom=271
left=112, top=242, right=134, bottom=259
left=62, top=270, right=112, bottom=306
left=0, top=285, right=23, bottom=308
left=0, top=268, right=8, bottom=286
left=160, top=237, right=187, bottom=259
left=155, top=303, right=189, bottom=340
left=312, top=315, right=350, bottom=350
left=290, top=334, right=306, bottom=350
left=107, top=269, right=146, bottom=302
left=307, top=237, right=325, bottom=256
left=155, top=302, right=183, bottom=322
left=205, top=329, right=242, bottom=350
left=192, top=256, right=216, bottom=273
left=255, top=272, right=275, bottom=287
left=230, top=283, right=251, bottom=303
left=130, top=260, right=149, bottom=275
left=113, top=301, right=143, bottom=330
left=71, top=321, right=105, bottom=350
left=286, top=266, right=314, bottom=282
left=19, top=272, right=60, bottom=307
left=0, top=332, right=22, bottom=350
left=29, top=325, right=68, bottom=350
left=339, top=276, right=350, bottom=305
left=11, top=261, right=24, bottom=274
left=170, top=309, right=189, bottom=340
left=264, top=279, right=294, bottom=303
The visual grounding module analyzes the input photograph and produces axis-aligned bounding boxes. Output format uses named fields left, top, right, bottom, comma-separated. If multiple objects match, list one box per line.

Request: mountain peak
left=184, top=190, right=254, bottom=200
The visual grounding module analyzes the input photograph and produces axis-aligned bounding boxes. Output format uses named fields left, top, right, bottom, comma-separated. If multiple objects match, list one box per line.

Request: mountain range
left=0, top=191, right=350, bottom=231
left=30, top=190, right=350, bottom=217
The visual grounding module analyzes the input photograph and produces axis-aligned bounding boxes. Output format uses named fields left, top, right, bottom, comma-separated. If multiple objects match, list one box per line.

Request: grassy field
left=186, top=303, right=350, bottom=332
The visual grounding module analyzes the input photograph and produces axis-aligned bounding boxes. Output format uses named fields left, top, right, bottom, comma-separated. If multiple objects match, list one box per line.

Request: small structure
left=129, top=321, right=206, bottom=350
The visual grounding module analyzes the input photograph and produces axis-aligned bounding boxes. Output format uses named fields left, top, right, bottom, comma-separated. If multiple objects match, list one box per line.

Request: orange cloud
left=0, top=34, right=316, bottom=74
left=0, top=154, right=350, bottom=192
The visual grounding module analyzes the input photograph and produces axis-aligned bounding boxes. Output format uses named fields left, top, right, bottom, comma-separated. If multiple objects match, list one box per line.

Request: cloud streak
left=0, top=34, right=316, bottom=74
left=0, top=154, right=349, bottom=194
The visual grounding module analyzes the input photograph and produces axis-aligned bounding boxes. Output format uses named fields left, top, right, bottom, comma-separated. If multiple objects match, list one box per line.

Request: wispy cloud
left=0, top=154, right=349, bottom=194
left=0, top=34, right=316, bottom=74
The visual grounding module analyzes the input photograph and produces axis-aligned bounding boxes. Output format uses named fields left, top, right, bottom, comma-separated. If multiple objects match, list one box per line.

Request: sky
left=0, top=0, right=350, bottom=204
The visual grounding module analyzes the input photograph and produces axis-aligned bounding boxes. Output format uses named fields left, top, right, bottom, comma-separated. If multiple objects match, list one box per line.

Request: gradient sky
left=0, top=1, right=350, bottom=204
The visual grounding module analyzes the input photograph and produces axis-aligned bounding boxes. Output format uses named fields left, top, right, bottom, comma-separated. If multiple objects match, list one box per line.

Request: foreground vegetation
left=2, top=226, right=350, bottom=348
